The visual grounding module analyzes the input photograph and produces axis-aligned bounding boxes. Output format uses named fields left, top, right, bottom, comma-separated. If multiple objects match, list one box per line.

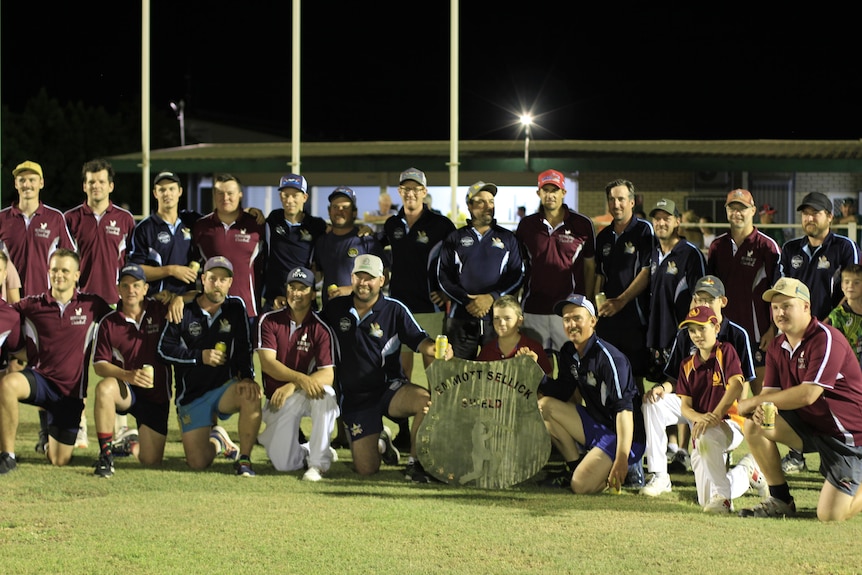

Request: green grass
left=2, top=360, right=862, bottom=574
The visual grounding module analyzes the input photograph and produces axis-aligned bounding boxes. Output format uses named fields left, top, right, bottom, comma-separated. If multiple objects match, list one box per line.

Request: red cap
left=759, top=203, right=777, bottom=215
left=725, top=189, right=755, bottom=208
left=537, top=169, right=566, bottom=192
left=678, top=305, right=719, bottom=329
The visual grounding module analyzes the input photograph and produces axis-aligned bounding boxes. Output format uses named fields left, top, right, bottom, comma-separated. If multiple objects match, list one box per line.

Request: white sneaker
left=639, top=473, right=672, bottom=497
left=737, top=453, right=769, bottom=498
left=210, top=425, right=239, bottom=460
left=329, top=446, right=338, bottom=463
left=703, top=495, right=734, bottom=513
left=75, top=420, right=89, bottom=449
left=303, top=467, right=323, bottom=482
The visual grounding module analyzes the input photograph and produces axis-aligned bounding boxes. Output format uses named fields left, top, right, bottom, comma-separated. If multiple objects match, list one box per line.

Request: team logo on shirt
left=460, top=236, right=474, bottom=248
left=146, top=316, right=160, bottom=335
left=491, top=237, right=505, bottom=250
left=300, top=229, right=312, bottom=242
left=235, top=229, right=251, bottom=243
left=35, top=222, right=52, bottom=239
left=816, top=256, right=831, bottom=270
left=105, top=220, right=121, bottom=236
left=557, top=230, right=575, bottom=244
left=624, top=242, right=636, bottom=254
left=275, top=225, right=287, bottom=236
left=368, top=322, right=383, bottom=338
left=70, top=307, right=88, bottom=326
left=182, top=227, right=192, bottom=240
left=585, top=372, right=597, bottom=388
left=741, top=250, right=757, bottom=267
left=348, top=248, right=359, bottom=258
left=393, top=228, right=405, bottom=240
left=189, top=322, right=203, bottom=336
left=790, top=255, right=804, bottom=269
left=416, top=231, right=429, bottom=244
left=338, top=317, right=352, bottom=332
left=218, top=319, right=231, bottom=334
left=158, top=231, right=171, bottom=244
left=296, top=332, right=311, bottom=352
left=601, top=243, right=612, bottom=257
left=666, top=261, right=678, bottom=276
left=797, top=350, right=806, bottom=370
left=712, top=371, right=722, bottom=387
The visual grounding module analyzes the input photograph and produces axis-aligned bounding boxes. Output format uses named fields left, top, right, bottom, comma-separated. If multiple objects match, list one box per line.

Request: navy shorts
left=576, top=403, right=646, bottom=465
left=118, top=381, right=170, bottom=436
left=20, top=369, right=84, bottom=446
left=341, top=380, right=405, bottom=441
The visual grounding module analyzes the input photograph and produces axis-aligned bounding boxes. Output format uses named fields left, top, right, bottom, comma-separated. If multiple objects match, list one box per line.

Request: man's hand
left=269, top=382, right=297, bottom=410
left=245, top=207, right=266, bottom=226
left=466, top=293, right=493, bottom=318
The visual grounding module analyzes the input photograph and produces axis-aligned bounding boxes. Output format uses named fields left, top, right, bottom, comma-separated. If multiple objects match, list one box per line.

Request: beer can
left=188, top=261, right=200, bottom=273
left=761, top=401, right=776, bottom=429
left=214, top=342, right=227, bottom=353
left=595, top=292, right=607, bottom=309
left=435, top=335, right=448, bottom=359
left=141, top=364, right=154, bottom=388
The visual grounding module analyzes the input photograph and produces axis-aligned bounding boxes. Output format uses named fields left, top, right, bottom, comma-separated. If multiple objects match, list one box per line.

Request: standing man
left=516, top=168, right=596, bottom=354
left=262, top=174, right=327, bottom=310
left=65, top=158, right=137, bottom=304
left=594, top=178, right=654, bottom=383
left=321, top=254, right=447, bottom=481
left=157, top=256, right=262, bottom=476
left=256, top=266, right=339, bottom=481
left=312, top=186, right=387, bottom=307
left=0, top=249, right=111, bottom=473
left=437, top=181, right=524, bottom=359
left=777, top=191, right=860, bottom=474
left=537, top=295, right=646, bottom=493
left=382, top=168, right=456, bottom=448
left=836, top=197, right=862, bottom=246
left=737, top=277, right=862, bottom=521
left=127, top=171, right=202, bottom=295
left=90, top=263, right=180, bottom=477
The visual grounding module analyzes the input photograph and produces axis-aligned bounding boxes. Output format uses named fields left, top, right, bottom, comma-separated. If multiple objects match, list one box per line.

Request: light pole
left=520, top=114, right=533, bottom=168
left=170, top=100, right=185, bottom=147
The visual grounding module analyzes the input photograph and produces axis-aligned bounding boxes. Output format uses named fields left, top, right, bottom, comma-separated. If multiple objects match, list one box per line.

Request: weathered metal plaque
left=417, top=355, right=550, bottom=489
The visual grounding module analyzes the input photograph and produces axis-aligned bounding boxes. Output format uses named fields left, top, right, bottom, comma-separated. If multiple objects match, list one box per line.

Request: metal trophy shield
left=417, top=355, right=550, bottom=488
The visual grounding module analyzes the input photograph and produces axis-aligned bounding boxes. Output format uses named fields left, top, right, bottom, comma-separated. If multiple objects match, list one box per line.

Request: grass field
left=2, top=360, right=862, bottom=575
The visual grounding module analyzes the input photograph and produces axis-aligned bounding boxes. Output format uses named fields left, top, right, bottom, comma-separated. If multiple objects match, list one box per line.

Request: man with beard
left=321, top=254, right=449, bottom=482
left=776, top=191, right=860, bottom=474
left=437, top=182, right=524, bottom=359
left=157, top=256, right=262, bottom=476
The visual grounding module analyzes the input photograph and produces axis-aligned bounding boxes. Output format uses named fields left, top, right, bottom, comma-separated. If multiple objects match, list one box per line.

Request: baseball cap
left=553, top=294, right=596, bottom=318
left=648, top=198, right=679, bottom=218
left=678, top=305, right=719, bottom=329
left=399, top=168, right=427, bottom=187
left=203, top=256, right=234, bottom=276
left=692, top=275, right=725, bottom=298
left=286, top=266, right=315, bottom=288
left=537, top=169, right=566, bottom=192
left=119, top=263, right=147, bottom=283
left=843, top=197, right=857, bottom=206
left=12, top=160, right=43, bottom=178
left=762, top=277, right=810, bottom=303
left=153, top=171, right=181, bottom=187
left=759, top=203, right=777, bottom=215
left=328, top=186, right=356, bottom=205
left=352, top=254, right=384, bottom=278
left=797, top=192, right=832, bottom=213
left=278, top=173, right=307, bottom=193
left=466, top=181, right=498, bottom=203
left=725, top=189, right=755, bottom=208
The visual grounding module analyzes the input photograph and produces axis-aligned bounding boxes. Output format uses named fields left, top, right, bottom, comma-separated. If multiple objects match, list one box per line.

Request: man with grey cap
left=437, top=181, right=524, bottom=359
left=537, top=294, right=645, bottom=494
left=778, top=191, right=860, bottom=473
left=737, top=277, right=862, bottom=521
left=321, top=254, right=450, bottom=482
left=256, top=265, right=338, bottom=481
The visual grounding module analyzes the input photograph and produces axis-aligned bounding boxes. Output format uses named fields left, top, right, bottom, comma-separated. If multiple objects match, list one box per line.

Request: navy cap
left=119, top=263, right=146, bottom=282
left=286, top=266, right=315, bottom=288
left=328, top=186, right=356, bottom=205
left=278, top=174, right=307, bottom=193
left=153, top=171, right=181, bottom=187
left=203, top=256, right=234, bottom=276
left=553, top=294, right=596, bottom=318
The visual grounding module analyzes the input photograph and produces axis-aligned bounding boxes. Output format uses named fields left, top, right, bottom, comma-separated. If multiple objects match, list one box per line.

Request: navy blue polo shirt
left=264, top=210, right=327, bottom=302
left=128, top=210, right=202, bottom=294
left=647, top=239, right=706, bottom=350
left=312, top=228, right=387, bottom=306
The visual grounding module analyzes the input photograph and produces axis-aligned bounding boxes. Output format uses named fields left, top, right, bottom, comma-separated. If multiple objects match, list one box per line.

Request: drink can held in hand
left=761, top=401, right=776, bottom=429
left=435, top=335, right=448, bottom=359
left=595, top=292, right=607, bottom=310
left=141, top=364, right=154, bottom=388
left=188, top=261, right=200, bottom=273
left=214, top=342, right=227, bottom=353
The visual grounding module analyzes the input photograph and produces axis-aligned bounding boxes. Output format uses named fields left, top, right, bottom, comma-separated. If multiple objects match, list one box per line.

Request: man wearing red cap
left=516, top=169, right=596, bottom=353
left=758, top=203, right=785, bottom=246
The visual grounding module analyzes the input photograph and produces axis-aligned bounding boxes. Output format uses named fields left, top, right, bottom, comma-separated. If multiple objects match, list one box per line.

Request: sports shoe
left=379, top=427, right=400, bottom=466
left=210, top=425, right=239, bottom=461
left=640, top=473, right=672, bottom=497
left=75, top=421, right=89, bottom=449
left=112, top=428, right=139, bottom=458
left=94, top=453, right=115, bottom=478
left=738, top=496, right=796, bottom=518
left=404, top=460, right=439, bottom=483
left=0, top=452, right=17, bottom=474
left=540, top=469, right=572, bottom=489
left=623, top=460, right=645, bottom=488
left=780, top=451, right=806, bottom=474
left=303, top=466, right=323, bottom=482
left=737, top=453, right=769, bottom=498
left=234, top=459, right=256, bottom=477
left=35, top=429, right=48, bottom=454
left=668, top=450, right=692, bottom=473
left=329, top=446, right=339, bottom=463
left=703, top=494, right=734, bottom=514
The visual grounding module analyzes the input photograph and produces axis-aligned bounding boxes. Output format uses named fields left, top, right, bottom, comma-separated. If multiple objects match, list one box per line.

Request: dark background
left=3, top=2, right=859, bottom=143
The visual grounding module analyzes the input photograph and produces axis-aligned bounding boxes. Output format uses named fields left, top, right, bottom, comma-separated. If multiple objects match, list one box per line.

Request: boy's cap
left=399, top=168, right=427, bottom=187
left=466, top=181, right=497, bottom=203
left=119, top=263, right=147, bottom=283
left=725, top=189, right=755, bottom=207
left=328, top=186, right=356, bottom=205
left=286, top=266, right=315, bottom=288
left=842, top=197, right=857, bottom=206
left=352, top=254, right=384, bottom=278
left=553, top=294, right=596, bottom=318
left=679, top=305, right=719, bottom=329
left=278, top=174, right=308, bottom=193
left=649, top=198, right=679, bottom=218
left=759, top=203, right=777, bottom=215
left=797, top=192, right=832, bottom=213
left=692, top=275, right=725, bottom=298
left=13, top=160, right=43, bottom=178
left=153, top=171, right=181, bottom=187
left=203, top=256, right=234, bottom=276
left=537, top=169, right=566, bottom=192
left=762, top=277, right=810, bottom=303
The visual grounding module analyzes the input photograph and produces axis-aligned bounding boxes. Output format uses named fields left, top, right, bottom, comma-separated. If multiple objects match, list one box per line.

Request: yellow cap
left=12, top=160, right=43, bottom=178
